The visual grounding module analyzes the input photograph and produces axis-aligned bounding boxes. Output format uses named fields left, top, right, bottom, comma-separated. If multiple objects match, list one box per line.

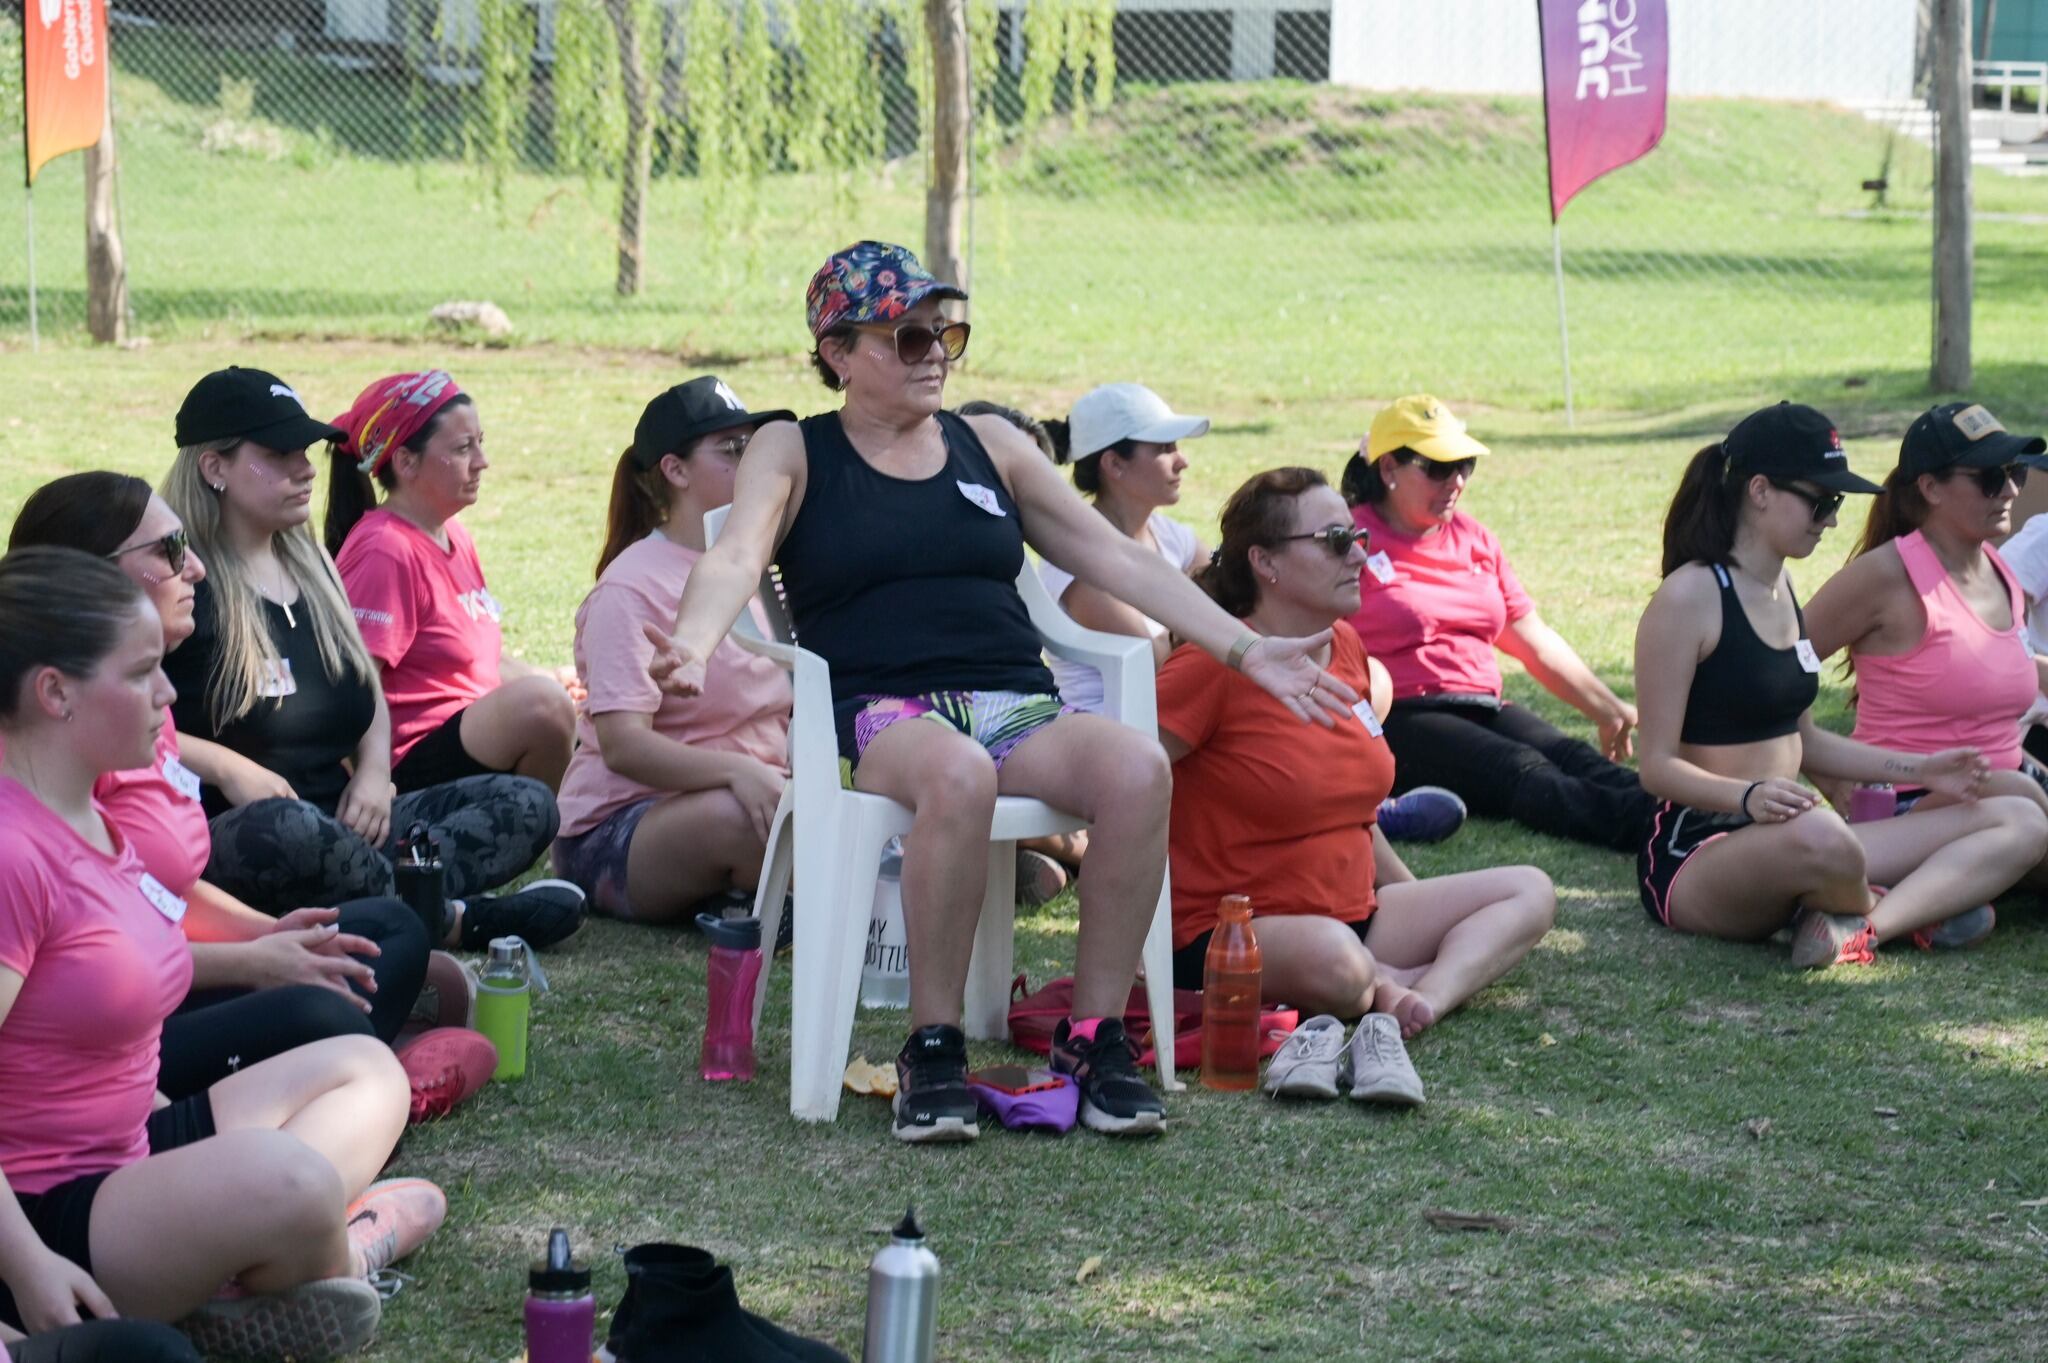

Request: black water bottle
left=393, top=822, right=447, bottom=941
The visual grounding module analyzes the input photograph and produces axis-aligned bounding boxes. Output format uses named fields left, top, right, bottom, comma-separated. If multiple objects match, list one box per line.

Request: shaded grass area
left=4, top=344, right=2048, bottom=1359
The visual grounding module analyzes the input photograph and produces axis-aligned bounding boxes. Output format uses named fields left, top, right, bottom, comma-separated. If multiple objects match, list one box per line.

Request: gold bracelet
left=1226, top=630, right=1263, bottom=671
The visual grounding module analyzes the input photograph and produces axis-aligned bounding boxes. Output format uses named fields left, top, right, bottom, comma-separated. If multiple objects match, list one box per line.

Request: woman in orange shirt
left=1156, top=468, right=1555, bottom=1105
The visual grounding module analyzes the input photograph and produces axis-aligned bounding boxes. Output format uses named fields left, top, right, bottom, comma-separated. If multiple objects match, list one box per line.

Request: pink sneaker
left=396, top=1026, right=498, bottom=1124
left=346, top=1178, right=447, bottom=1278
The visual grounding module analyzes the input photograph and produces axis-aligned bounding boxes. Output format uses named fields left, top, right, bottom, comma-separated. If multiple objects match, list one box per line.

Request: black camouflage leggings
left=203, top=774, right=560, bottom=916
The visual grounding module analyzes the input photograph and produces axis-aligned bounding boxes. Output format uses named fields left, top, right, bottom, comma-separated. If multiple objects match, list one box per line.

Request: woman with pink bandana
left=326, top=370, right=577, bottom=794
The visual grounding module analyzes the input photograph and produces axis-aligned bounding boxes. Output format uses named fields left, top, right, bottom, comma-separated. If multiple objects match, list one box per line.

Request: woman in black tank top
left=1632, top=402, right=2042, bottom=966
left=647, top=241, right=1356, bottom=1144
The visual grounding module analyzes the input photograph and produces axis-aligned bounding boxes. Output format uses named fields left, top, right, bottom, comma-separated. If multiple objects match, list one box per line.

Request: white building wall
left=1330, top=0, right=1920, bottom=104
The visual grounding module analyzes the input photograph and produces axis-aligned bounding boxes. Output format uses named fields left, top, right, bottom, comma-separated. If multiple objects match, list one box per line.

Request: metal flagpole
left=25, top=187, right=39, bottom=353
left=1550, top=221, right=1573, bottom=427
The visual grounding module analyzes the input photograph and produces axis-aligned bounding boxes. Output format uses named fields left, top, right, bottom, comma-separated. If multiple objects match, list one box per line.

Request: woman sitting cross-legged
left=0, top=548, right=431, bottom=1361
left=1634, top=403, right=2047, bottom=965
left=1805, top=402, right=2048, bottom=897
left=552, top=377, right=794, bottom=924
left=326, top=369, right=577, bottom=793
left=158, top=367, right=582, bottom=951
left=1157, top=468, right=1556, bottom=1108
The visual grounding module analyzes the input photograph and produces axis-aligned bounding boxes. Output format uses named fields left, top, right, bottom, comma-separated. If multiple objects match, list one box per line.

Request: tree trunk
left=84, top=72, right=128, bottom=345
left=1932, top=0, right=1973, bottom=390
left=923, top=0, right=970, bottom=295
left=603, top=0, right=653, bottom=297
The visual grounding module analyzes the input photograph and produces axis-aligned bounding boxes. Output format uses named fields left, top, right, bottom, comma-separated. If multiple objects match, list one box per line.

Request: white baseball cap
left=1068, top=383, right=1210, bottom=459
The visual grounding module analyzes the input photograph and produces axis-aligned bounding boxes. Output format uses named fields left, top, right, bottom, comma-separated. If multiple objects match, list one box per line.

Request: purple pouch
left=968, top=1071, right=1079, bottom=1134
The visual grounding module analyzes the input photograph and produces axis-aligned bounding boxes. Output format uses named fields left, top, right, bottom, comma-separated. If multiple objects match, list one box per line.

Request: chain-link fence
left=0, top=1, right=1992, bottom=411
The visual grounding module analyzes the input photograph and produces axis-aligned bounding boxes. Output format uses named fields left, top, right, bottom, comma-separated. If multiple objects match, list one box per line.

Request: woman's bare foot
left=1372, top=980, right=1436, bottom=1040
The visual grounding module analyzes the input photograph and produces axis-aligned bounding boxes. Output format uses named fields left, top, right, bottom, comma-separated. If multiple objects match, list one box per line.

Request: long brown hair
left=1659, top=442, right=1746, bottom=578
left=1853, top=467, right=1934, bottom=561
left=1195, top=466, right=1328, bottom=618
left=596, top=449, right=676, bottom=579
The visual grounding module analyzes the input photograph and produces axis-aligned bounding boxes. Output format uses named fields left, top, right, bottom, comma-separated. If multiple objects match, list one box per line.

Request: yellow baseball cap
left=1367, top=394, right=1490, bottom=462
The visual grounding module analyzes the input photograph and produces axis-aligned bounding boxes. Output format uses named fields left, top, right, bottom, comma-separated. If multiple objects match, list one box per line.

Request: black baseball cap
left=1723, top=402, right=1880, bottom=494
left=1898, top=402, right=2048, bottom=478
left=630, top=377, right=794, bottom=470
left=174, top=367, right=345, bottom=450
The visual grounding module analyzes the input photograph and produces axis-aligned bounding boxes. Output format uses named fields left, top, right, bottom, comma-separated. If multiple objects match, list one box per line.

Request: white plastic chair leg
left=748, top=793, right=795, bottom=1038
left=1139, top=884, right=1186, bottom=1093
left=962, top=841, right=1019, bottom=1041
left=789, top=808, right=902, bottom=1123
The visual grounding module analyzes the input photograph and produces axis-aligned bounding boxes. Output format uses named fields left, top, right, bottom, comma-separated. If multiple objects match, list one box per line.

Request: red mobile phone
left=968, top=1065, right=1063, bottom=1096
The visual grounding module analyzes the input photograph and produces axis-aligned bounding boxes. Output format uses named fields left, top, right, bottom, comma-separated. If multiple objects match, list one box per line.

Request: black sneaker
left=1051, top=1017, right=1165, bottom=1136
left=456, top=880, right=587, bottom=951
left=892, top=1025, right=979, bottom=1144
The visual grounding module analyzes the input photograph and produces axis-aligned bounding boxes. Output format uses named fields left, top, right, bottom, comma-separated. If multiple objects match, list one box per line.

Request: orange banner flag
left=22, top=0, right=109, bottom=186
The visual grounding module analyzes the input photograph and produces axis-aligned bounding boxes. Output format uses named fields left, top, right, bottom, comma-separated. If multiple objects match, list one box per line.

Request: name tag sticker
left=1794, top=639, right=1822, bottom=673
left=162, top=755, right=202, bottom=803
left=1366, top=551, right=1396, bottom=584
left=956, top=481, right=1006, bottom=517
left=1351, top=698, right=1384, bottom=737
left=257, top=657, right=297, bottom=698
left=139, top=873, right=187, bottom=924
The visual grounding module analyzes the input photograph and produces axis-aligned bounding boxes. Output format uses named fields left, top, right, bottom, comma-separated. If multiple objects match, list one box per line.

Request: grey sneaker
left=1262, top=1014, right=1345, bottom=1100
left=1339, top=1013, right=1426, bottom=1107
left=1789, top=909, right=1877, bottom=968
left=179, top=1276, right=382, bottom=1361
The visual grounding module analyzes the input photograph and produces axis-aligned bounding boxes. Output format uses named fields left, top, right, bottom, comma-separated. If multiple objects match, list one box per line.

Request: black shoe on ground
left=601, top=1243, right=847, bottom=1363
left=892, top=1024, right=979, bottom=1144
left=1051, top=1017, right=1166, bottom=1136
left=456, top=879, right=586, bottom=951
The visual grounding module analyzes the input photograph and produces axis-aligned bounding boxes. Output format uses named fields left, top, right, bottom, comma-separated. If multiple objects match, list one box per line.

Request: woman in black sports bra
left=647, top=242, right=1358, bottom=1146
left=1633, top=403, right=2044, bottom=966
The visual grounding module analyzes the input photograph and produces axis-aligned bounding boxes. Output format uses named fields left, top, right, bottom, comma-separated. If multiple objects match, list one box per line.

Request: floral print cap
left=806, top=240, right=967, bottom=339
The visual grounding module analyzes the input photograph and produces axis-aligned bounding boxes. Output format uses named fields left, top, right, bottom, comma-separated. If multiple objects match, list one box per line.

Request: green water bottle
left=474, top=936, right=544, bottom=1081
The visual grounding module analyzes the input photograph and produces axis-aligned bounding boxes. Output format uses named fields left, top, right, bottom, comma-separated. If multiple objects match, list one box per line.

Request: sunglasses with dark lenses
left=106, top=528, right=188, bottom=577
left=1960, top=463, right=2029, bottom=497
left=1279, top=526, right=1372, bottom=557
left=861, top=320, right=971, bottom=366
left=1395, top=449, right=1477, bottom=483
left=1768, top=481, right=1846, bottom=524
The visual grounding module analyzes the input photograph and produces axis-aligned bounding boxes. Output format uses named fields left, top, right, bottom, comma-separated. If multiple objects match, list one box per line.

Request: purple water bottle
left=695, top=912, right=762, bottom=1082
left=1848, top=783, right=1897, bottom=823
left=524, top=1229, right=594, bottom=1363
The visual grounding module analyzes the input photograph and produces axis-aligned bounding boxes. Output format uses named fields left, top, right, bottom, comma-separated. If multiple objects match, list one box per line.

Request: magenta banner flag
left=1537, top=0, right=1669, bottom=221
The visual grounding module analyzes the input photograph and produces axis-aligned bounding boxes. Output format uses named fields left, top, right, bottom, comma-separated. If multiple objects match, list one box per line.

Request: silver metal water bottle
left=862, top=1207, right=939, bottom=1363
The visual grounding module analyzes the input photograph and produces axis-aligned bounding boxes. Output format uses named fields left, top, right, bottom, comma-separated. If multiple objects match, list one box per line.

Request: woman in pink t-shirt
left=552, top=377, right=794, bottom=923
left=326, top=370, right=576, bottom=794
left=0, top=547, right=411, bottom=1355
left=1806, top=402, right=2048, bottom=892
left=1342, top=394, right=1654, bottom=851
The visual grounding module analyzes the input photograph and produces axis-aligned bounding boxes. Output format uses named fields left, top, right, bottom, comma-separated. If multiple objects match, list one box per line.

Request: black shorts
left=1638, top=800, right=1751, bottom=927
left=391, top=706, right=495, bottom=794
left=1171, top=916, right=1372, bottom=991
left=0, top=1095, right=216, bottom=1331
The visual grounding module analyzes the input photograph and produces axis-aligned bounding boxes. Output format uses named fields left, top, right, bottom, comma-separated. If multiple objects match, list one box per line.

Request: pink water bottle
left=524, top=1229, right=594, bottom=1363
left=1848, top=783, right=1897, bottom=823
left=695, top=912, right=762, bottom=1082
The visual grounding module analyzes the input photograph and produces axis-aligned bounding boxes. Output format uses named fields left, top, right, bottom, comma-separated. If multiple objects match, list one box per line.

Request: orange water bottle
left=1200, top=895, right=1262, bottom=1091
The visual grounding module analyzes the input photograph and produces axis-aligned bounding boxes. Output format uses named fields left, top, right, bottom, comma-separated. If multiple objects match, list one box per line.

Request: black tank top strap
left=775, top=410, right=1054, bottom=704
left=1679, top=560, right=1818, bottom=746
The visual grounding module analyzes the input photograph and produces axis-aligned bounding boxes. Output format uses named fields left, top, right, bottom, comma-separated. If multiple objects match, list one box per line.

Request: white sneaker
left=1262, top=1014, right=1345, bottom=1099
left=1340, top=1013, right=1426, bottom=1107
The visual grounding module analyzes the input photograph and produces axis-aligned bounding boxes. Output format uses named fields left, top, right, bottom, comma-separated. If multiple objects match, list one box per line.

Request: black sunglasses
left=858, top=320, right=971, bottom=366
left=1394, top=449, right=1477, bottom=483
left=1956, top=463, right=2029, bottom=497
left=1768, top=481, right=1846, bottom=524
left=1278, top=526, right=1371, bottom=557
left=106, top=528, right=188, bottom=577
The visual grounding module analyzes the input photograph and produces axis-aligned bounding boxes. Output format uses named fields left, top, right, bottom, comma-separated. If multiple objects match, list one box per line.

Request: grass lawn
left=4, top=338, right=2048, bottom=1362
left=3, top=38, right=2048, bottom=1362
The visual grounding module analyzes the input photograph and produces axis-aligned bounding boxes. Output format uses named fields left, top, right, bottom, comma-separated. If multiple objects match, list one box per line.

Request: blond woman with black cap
left=1805, top=402, right=2048, bottom=893
left=550, top=377, right=795, bottom=924
left=1634, top=402, right=2045, bottom=967
left=649, top=241, right=1356, bottom=1145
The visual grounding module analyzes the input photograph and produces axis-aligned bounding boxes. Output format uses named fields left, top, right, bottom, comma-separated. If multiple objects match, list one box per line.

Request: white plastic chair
left=704, top=504, right=1184, bottom=1121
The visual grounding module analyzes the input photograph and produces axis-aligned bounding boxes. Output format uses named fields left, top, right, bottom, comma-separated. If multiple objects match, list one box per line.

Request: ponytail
left=1340, top=450, right=1396, bottom=507
left=1195, top=466, right=1328, bottom=618
left=1852, top=467, right=1930, bottom=561
left=1659, top=442, right=1744, bottom=578
left=596, top=448, right=672, bottom=579
left=323, top=448, right=388, bottom=557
